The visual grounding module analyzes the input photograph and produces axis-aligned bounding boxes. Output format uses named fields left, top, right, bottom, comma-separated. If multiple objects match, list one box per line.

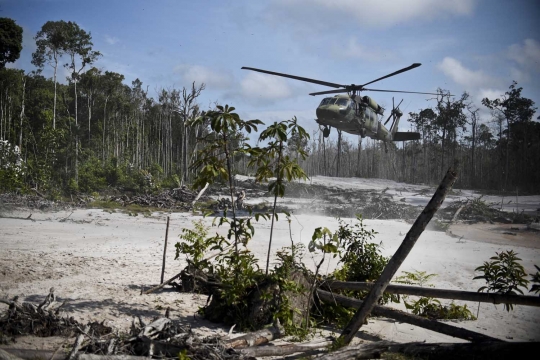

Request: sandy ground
left=1, top=180, right=540, bottom=355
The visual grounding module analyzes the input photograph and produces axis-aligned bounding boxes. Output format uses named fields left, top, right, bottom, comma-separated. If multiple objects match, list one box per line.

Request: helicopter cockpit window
left=319, top=98, right=334, bottom=106
left=335, top=98, right=349, bottom=107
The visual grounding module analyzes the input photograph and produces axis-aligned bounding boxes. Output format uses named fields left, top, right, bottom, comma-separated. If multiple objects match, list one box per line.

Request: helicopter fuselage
left=316, top=94, right=393, bottom=141
left=241, top=64, right=428, bottom=143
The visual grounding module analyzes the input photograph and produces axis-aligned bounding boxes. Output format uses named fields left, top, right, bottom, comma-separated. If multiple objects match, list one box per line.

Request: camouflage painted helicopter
left=241, top=63, right=439, bottom=143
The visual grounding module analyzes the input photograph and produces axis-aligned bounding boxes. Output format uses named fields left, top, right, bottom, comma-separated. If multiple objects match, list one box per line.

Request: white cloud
left=267, top=0, right=476, bottom=29
left=508, top=39, right=540, bottom=73
left=239, top=72, right=294, bottom=101
left=174, top=64, right=233, bottom=89
left=333, top=37, right=394, bottom=61
left=509, top=67, right=528, bottom=84
left=437, top=57, right=496, bottom=89
left=477, top=88, right=503, bottom=101
left=105, top=35, right=119, bottom=45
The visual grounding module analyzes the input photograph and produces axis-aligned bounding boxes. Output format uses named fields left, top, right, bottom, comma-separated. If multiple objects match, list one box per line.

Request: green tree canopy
left=0, top=18, right=23, bottom=68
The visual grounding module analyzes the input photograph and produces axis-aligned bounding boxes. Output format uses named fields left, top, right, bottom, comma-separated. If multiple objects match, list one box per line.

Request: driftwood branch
left=0, top=214, right=35, bottom=222
left=142, top=272, right=181, bottom=295
left=317, top=289, right=500, bottom=343
left=316, top=340, right=537, bottom=360
left=138, top=318, right=171, bottom=339
left=325, top=281, right=540, bottom=307
left=223, top=320, right=285, bottom=349
left=0, top=349, right=24, bottom=360
left=79, top=356, right=150, bottom=360
left=191, top=182, right=209, bottom=207
left=67, top=325, right=90, bottom=360
left=238, top=339, right=332, bottom=357
left=0, top=349, right=66, bottom=360
left=340, top=165, right=459, bottom=345
left=31, top=188, right=45, bottom=198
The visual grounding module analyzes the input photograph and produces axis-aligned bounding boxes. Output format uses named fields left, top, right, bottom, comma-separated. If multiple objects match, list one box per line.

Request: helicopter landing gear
left=322, top=126, right=330, bottom=138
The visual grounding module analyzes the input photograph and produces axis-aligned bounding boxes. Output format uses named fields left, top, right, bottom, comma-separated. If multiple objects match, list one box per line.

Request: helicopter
left=241, top=63, right=440, bottom=144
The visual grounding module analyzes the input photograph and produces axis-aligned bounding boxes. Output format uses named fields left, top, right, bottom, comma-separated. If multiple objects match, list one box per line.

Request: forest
left=1, top=19, right=539, bottom=195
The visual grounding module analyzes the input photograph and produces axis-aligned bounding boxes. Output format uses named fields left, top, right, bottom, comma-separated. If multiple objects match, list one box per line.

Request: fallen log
left=0, top=349, right=24, bottom=360
left=0, top=349, right=66, bottom=360
left=79, top=356, right=150, bottom=360
left=340, top=165, right=459, bottom=345
left=325, top=281, right=540, bottom=307
left=316, top=340, right=538, bottom=360
left=237, top=339, right=332, bottom=357
left=317, top=289, right=500, bottom=343
left=223, top=321, right=284, bottom=349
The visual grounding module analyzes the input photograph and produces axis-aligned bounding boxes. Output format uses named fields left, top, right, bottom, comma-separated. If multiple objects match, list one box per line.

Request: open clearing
left=1, top=176, right=540, bottom=356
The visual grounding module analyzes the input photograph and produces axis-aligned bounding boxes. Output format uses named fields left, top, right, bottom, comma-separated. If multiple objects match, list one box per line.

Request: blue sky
left=3, top=0, right=540, bottom=141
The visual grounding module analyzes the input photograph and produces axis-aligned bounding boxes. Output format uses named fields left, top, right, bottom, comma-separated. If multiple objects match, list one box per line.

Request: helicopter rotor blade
left=241, top=67, right=345, bottom=89
left=361, top=63, right=421, bottom=87
left=362, top=88, right=441, bottom=96
left=384, top=112, right=393, bottom=126
left=383, top=97, right=396, bottom=126
left=309, top=89, right=349, bottom=96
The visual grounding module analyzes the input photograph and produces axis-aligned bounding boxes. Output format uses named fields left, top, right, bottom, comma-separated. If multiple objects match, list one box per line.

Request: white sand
left=1, top=178, right=540, bottom=351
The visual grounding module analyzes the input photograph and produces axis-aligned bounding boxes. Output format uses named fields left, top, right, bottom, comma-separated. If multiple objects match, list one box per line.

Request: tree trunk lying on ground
left=317, top=289, right=500, bottom=343
left=223, top=320, right=284, bottom=349
left=236, top=339, right=332, bottom=357
left=325, top=281, right=540, bottom=307
left=315, top=340, right=538, bottom=360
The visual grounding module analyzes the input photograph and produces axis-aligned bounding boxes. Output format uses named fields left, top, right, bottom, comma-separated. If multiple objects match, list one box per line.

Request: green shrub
left=394, top=270, right=475, bottom=320
left=316, top=216, right=398, bottom=327
left=474, top=250, right=529, bottom=311
left=530, top=265, right=540, bottom=295
left=403, top=297, right=476, bottom=320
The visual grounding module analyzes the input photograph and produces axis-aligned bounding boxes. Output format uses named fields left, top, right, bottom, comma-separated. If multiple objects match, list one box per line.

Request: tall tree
left=466, top=106, right=480, bottom=186
left=0, top=18, right=23, bottom=69
left=100, top=71, right=124, bottom=161
left=434, top=90, right=469, bottom=177
left=32, top=20, right=68, bottom=129
left=62, top=21, right=101, bottom=183
left=482, top=82, right=536, bottom=190
left=178, top=82, right=205, bottom=184
left=79, top=67, right=101, bottom=142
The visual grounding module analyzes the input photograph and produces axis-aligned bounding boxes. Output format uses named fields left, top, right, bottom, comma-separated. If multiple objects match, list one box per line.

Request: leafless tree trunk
left=18, top=73, right=26, bottom=152
left=339, top=164, right=459, bottom=345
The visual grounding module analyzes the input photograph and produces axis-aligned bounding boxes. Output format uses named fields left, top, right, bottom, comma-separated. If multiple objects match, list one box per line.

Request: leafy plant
left=269, top=243, right=313, bottom=340
left=336, top=215, right=385, bottom=283
left=402, top=297, right=476, bottom=320
left=249, top=116, right=310, bottom=275
left=315, top=216, right=397, bottom=327
left=394, top=270, right=475, bottom=320
left=528, top=265, right=540, bottom=295
left=174, top=220, right=212, bottom=270
left=394, top=270, right=437, bottom=288
left=189, top=104, right=263, bottom=251
left=474, top=250, right=529, bottom=311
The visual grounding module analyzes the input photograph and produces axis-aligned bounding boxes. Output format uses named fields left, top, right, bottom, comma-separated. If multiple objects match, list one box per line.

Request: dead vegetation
left=0, top=290, right=260, bottom=360
left=440, top=197, right=534, bottom=225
